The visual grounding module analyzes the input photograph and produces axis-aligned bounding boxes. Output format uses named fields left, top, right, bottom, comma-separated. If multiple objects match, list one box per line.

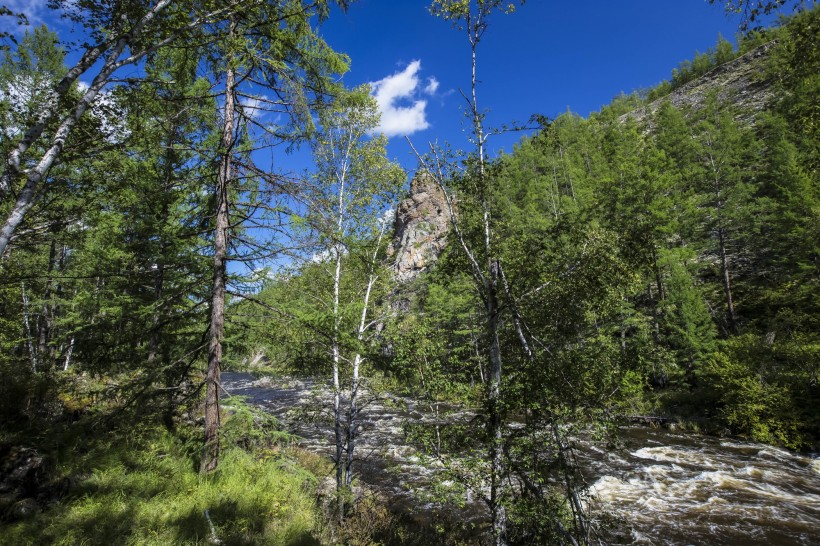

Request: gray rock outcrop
left=621, top=41, right=776, bottom=125
left=388, top=171, right=452, bottom=283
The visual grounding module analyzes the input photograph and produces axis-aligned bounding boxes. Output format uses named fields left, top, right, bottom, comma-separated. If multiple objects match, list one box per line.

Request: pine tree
left=689, top=95, right=762, bottom=335
left=200, top=0, right=351, bottom=474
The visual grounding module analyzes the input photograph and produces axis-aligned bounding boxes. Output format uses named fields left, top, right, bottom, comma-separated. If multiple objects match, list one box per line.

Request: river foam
left=222, top=373, right=820, bottom=546
left=586, top=430, right=820, bottom=545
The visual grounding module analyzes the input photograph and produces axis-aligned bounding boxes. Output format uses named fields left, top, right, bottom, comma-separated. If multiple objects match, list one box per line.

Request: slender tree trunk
left=345, top=353, right=359, bottom=488
left=148, top=185, right=170, bottom=365
left=410, top=6, right=508, bottom=542
left=650, top=245, right=665, bottom=302
left=345, top=223, right=386, bottom=487
left=21, top=283, right=37, bottom=372
left=717, top=226, right=737, bottom=335
left=550, top=164, right=560, bottom=219
left=37, top=238, right=57, bottom=369
left=149, top=259, right=165, bottom=364
left=560, top=146, right=576, bottom=200
left=53, top=244, right=67, bottom=362
left=551, top=422, right=590, bottom=545
left=470, top=16, right=506, bottom=540
left=61, top=283, right=76, bottom=371
left=63, top=336, right=75, bottom=371
left=621, top=322, right=628, bottom=352
left=708, top=151, right=738, bottom=336
left=331, top=244, right=345, bottom=519
left=648, top=283, right=661, bottom=339
left=487, top=260, right=506, bottom=546
left=499, top=264, right=532, bottom=360
left=329, top=132, right=351, bottom=516
left=201, top=54, right=236, bottom=474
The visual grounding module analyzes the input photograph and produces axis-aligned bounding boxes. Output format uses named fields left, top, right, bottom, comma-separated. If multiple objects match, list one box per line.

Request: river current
left=222, top=372, right=820, bottom=545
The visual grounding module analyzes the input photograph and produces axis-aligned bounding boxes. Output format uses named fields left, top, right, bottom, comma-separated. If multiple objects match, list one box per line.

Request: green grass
left=1, top=422, right=322, bottom=546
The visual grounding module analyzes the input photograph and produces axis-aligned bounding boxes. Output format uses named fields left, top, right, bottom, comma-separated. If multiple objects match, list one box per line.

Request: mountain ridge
left=621, top=40, right=776, bottom=124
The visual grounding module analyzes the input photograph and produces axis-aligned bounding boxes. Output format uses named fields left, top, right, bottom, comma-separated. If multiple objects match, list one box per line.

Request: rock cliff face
left=387, top=45, right=775, bottom=284
left=621, top=41, right=775, bottom=125
left=388, top=171, right=452, bottom=283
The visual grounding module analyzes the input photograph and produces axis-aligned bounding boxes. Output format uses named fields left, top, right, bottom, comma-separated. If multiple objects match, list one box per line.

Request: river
left=222, top=372, right=820, bottom=545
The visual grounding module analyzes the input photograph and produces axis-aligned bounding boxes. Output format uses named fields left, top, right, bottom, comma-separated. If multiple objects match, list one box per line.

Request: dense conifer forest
left=0, top=1, right=816, bottom=544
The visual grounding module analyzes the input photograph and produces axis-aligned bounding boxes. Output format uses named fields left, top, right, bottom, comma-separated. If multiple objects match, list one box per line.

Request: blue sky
left=317, top=0, right=768, bottom=165
left=1, top=0, right=773, bottom=170
left=0, top=0, right=783, bottom=275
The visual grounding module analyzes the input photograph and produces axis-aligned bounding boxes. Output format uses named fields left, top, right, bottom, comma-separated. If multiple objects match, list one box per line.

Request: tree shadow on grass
left=169, top=499, right=322, bottom=546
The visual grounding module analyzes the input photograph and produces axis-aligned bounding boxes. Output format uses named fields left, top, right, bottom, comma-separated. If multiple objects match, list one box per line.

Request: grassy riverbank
left=1, top=416, right=324, bottom=545
left=0, top=373, right=476, bottom=546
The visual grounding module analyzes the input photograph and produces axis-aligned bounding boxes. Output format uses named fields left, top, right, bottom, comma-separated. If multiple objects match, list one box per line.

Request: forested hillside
left=0, top=1, right=817, bottom=545
left=482, top=8, right=819, bottom=449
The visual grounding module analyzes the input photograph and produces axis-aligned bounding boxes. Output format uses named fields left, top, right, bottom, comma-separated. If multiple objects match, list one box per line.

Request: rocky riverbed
left=223, top=372, right=820, bottom=545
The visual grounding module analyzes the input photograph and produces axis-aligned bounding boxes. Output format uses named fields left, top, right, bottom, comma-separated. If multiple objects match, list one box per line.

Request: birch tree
left=307, top=86, right=403, bottom=517
left=414, top=2, right=524, bottom=543
left=0, top=0, right=262, bottom=258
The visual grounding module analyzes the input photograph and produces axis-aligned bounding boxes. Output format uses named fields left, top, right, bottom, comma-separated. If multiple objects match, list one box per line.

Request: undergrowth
left=1, top=405, right=322, bottom=545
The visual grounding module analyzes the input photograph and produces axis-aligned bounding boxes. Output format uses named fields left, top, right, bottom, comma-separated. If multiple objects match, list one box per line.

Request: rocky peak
left=387, top=171, right=452, bottom=283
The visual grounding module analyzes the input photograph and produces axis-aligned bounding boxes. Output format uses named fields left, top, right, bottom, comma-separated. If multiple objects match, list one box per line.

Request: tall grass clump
left=1, top=406, right=322, bottom=545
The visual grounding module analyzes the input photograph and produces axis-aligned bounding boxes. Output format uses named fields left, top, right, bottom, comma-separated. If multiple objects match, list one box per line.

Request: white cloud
left=240, top=96, right=265, bottom=119
left=380, top=207, right=396, bottom=227
left=424, top=77, right=439, bottom=95
left=369, top=60, right=432, bottom=138
left=311, top=246, right=345, bottom=264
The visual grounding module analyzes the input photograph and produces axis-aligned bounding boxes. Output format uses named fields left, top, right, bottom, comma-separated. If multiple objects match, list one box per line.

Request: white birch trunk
left=21, top=282, right=37, bottom=372
left=0, top=0, right=247, bottom=258
left=63, top=336, right=75, bottom=371
left=344, top=220, right=387, bottom=486
left=332, top=243, right=344, bottom=500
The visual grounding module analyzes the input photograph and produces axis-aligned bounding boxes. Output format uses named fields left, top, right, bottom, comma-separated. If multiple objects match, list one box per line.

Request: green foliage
left=641, top=34, right=746, bottom=103
left=401, top=273, right=484, bottom=389
left=699, top=335, right=813, bottom=448
left=1, top=5, right=818, bottom=546
left=0, top=26, right=66, bottom=128
left=707, top=0, right=804, bottom=30
left=470, top=7, right=820, bottom=450
left=383, top=16, right=819, bottom=536
left=659, top=251, right=717, bottom=380
left=766, top=6, right=820, bottom=170
left=505, top=483, right=579, bottom=544
left=0, top=356, right=55, bottom=427
left=221, top=397, right=295, bottom=451
left=669, top=34, right=738, bottom=91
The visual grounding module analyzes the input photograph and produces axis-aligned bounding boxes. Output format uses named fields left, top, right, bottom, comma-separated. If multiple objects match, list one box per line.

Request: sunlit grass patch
left=2, top=421, right=322, bottom=545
